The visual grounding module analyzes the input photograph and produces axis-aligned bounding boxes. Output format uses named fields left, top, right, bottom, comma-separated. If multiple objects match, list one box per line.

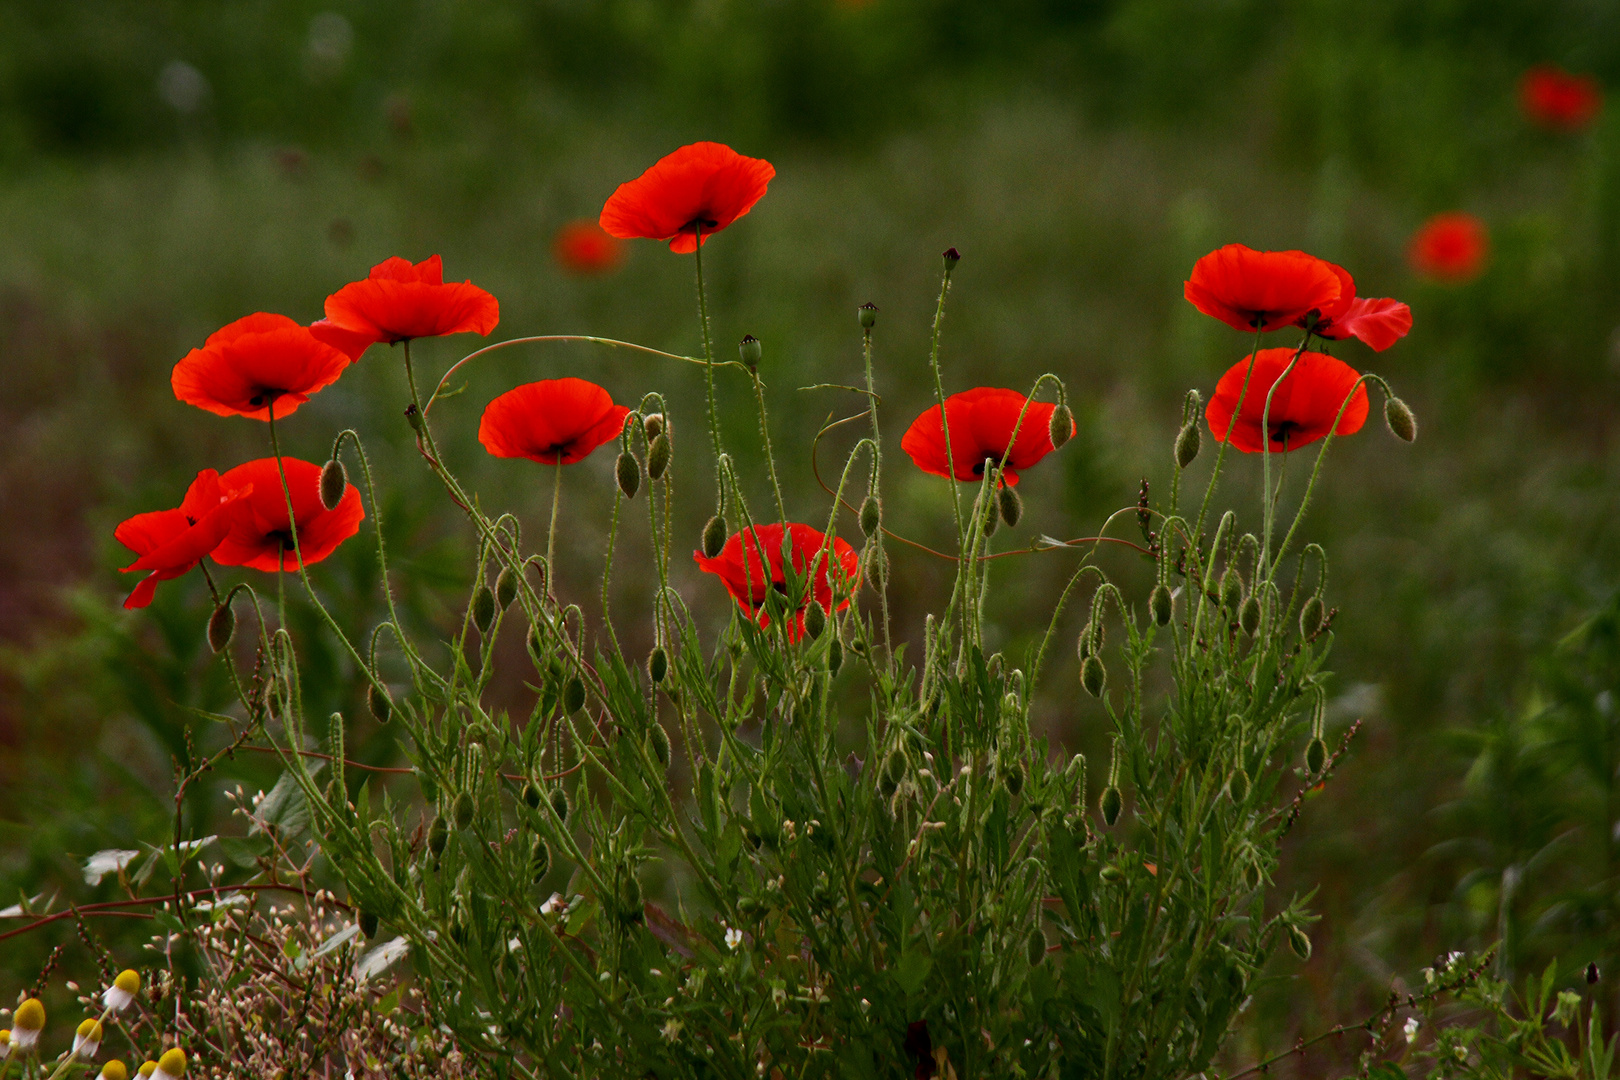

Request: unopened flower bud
left=858, top=302, right=878, bottom=329
left=495, top=566, right=518, bottom=610
left=1305, top=736, right=1327, bottom=775
left=530, top=836, right=551, bottom=883
left=360, top=910, right=379, bottom=938
left=207, top=601, right=236, bottom=653
left=451, top=791, right=475, bottom=830
left=739, top=334, right=762, bottom=370
left=1299, top=596, right=1325, bottom=638
left=648, top=722, right=671, bottom=768
left=803, top=601, right=826, bottom=640
left=1228, top=768, right=1250, bottom=803
left=942, top=247, right=961, bottom=271
left=1175, top=421, right=1201, bottom=469
left=1099, top=864, right=1124, bottom=883
left=319, top=457, right=347, bottom=511
left=522, top=781, right=542, bottom=809
left=1384, top=396, right=1417, bottom=442
left=1288, top=924, right=1312, bottom=961
left=884, top=748, right=907, bottom=788
left=563, top=675, right=586, bottom=714
left=702, top=515, right=727, bottom=559
left=404, top=403, right=423, bottom=432
left=1003, top=762, right=1024, bottom=796
left=368, top=682, right=392, bottom=724
left=646, top=433, right=671, bottom=480
left=1049, top=403, right=1074, bottom=450
left=1589, top=961, right=1601, bottom=985
left=551, top=787, right=570, bottom=824
left=827, top=636, right=843, bottom=676
left=1099, top=785, right=1123, bottom=826
left=1026, top=927, right=1047, bottom=967
left=1150, top=584, right=1173, bottom=626
left=1081, top=654, right=1106, bottom=697
left=472, top=585, right=496, bottom=633
left=1221, top=567, right=1244, bottom=609
left=1239, top=594, right=1262, bottom=636
left=998, top=484, right=1023, bottom=528
left=615, top=451, right=641, bottom=498
left=648, top=645, right=669, bottom=684
left=428, top=814, right=448, bottom=856
left=643, top=413, right=665, bottom=440
left=859, top=495, right=881, bottom=538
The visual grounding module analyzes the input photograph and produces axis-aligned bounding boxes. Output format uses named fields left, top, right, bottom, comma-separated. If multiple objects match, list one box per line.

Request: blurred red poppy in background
left=600, top=142, right=775, bottom=254
left=553, top=221, right=625, bottom=275
left=210, top=457, right=364, bottom=572
left=322, top=255, right=499, bottom=345
left=1206, top=348, right=1369, bottom=454
left=901, top=387, right=1069, bottom=487
left=1521, top=66, right=1602, bottom=130
left=694, top=523, right=859, bottom=642
left=171, top=313, right=351, bottom=421
left=115, top=469, right=251, bottom=609
left=478, top=378, right=630, bottom=465
left=1185, top=244, right=1343, bottom=333
left=1409, top=213, right=1490, bottom=283
left=1302, top=263, right=1413, bottom=352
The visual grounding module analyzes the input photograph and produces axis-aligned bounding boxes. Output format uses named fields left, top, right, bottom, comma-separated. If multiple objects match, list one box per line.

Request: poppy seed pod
left=1099, top=785, right=1123, bottom=826
left=1049, top=403, right=1074, bottom=450
left=1175, top=421, right=1201, bottom=469
left=858, top=302, right=878, bottom=329
left=551, top=787, right=570, bottom=824
left=701, top=514, right=727, bottom=559
left=319, top=457, right=347, bottom=511
left=615, top=451, right=641, bottom=498
left=648, top=722, right=671, bottom=768
left=1004, top=762, right=1024, bottom=796
left=1288, top=924, right=1312, bottom=961
left=1221, top=567, right=1245, bottom=609
left=360, top=909, right=379, bottom=939
left=1228, top=767, right=1250, bottom=803
left=646, top=433, right=671, bottom=480
left=367, top=683, right=392, bottom=724
left=827, top=636, right=844, bottom=675
left=428, top=814, right=449, bottom=857
left=472, top=585, right=497, bottom=633
left=1026, top=927, right=1047, bottom=967
left=1150, top=584, right=1173, bottom=627
left=1300, top=595, right=1325, bottom=638
left=563, top=675, right=587, bottom=714
left=531, top=836, right=551, bottom=883
left=522, top=781, right=542, bottom=809
left=1239, top=594, right=1262, bottom=636
left=404, top=402, right=423, bottom=432
left=1081, top=654, right=1106, bottom=697
left=998, top=484, right=1023, bottom=528
left=648, top=645, right=669, bottom=683
left=451, top=791, right=475, bottom=830
left=942, top=247, right=961, bottom=270
left=739, top=334, right=763, bottom=370
left=207, top=601, right=236, bottom=653
left=1385, top=396, right=1418, bottom=442
left=1305, top=736, right=1328, bottom=775
left=495, top=566, right=518, bottom=610
left=803, top=601, right=826, bottom=640
left=860, top=494, right=881, bottom=538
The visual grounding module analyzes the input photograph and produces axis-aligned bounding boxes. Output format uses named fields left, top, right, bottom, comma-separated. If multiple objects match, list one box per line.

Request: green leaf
left=218, top=834, right=272, bottom=869
left=895, top=947, right=933, bottom=997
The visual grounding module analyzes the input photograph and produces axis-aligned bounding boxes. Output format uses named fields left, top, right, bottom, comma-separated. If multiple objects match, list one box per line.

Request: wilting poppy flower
left=479, top=378, right=630, bottom=465
left=115, top=470, right=252, bottom=609
left=1409, top=213, right=1489, bottom=283
left=901, top=387, right=1070, bottom=487
left=1206, top=348, right=1368, bottom=454
left=308, top=318, right=376, bottom=362
left=1300, top=263, right=1413, bottom=352
left=600, top=142, right=776, bottom=254
left=1185, top=244, right=1344, bottom=333
left=694, top=523, right=860, bottom=643
left=1521, top=66, right=1602, bottom=131
left=322, top=255, right=500, bottom=346
left=210, top=457, right=364, bottom=572
left=553, top=220, right=624, bottom=275
left=171, top=313, right=351, bottom=421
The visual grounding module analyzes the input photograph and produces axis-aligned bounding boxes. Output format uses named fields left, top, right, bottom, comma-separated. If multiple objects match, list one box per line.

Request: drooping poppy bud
left=1300, top=596, right=1325, bottom=638
left=1099, top=785, right=1123, bottom=826
left=368, top=683, right=392, bottom=723
left=1150, top=584, right=1173, bottom=627
left=859, top=495, right=881, bottom=538
left=1228, top=767, right=1250, bottom=803
left=551, top=787, right=570, bottom=824
left=1003, top=762, right=1024, bottom=796
left=207, top=601, right=236, bottom=653
left=360, top=910, right=379, bottom=938
left=1384, top=396, right=1417, bottom=442
left=1175, top=421, right=1201, bottom=469
left=858, top=302, right=878, bottom=329
left=1221, top=567, right=1244, bottom=610
left=644, top=413, right=665, bottom=440
left=618, top=873, right=643, bottom=924
left=998, top=484, right=1023, bottom=528
left=1239, top=594, right=1261, bottom=636
left=1049, top=403, right=1074, bottom=450
left=1305, top=736, right=1327, bottom=775
left=702, top=514, right=727, bottom=559
left=738, top=334, right=762, bottom=371
left=1026, top=927, right=1047, bottom=967
left=319, top=457, right=348, bottom=512
left=563, top=675, right=586, bottom=714
left=803, top=601, right=826, bottom=640
left=648, top=645, right=668, bottom=683
left=451, top=791, right=475, bottom=830
left=1081, top=655, right=1106, bottom=697
left=472, top=585, right=497, bottom=633
left=428, top=814, right=449, bottom=856
left=982, top=497, right=1000, bottom=537
left=495, top=566, right=518, bottom=610
left=615, top=451, right=641, bottom=498
left=884, top=748, right=907, bottom=788
left=531, top=836, right=552, bottom=883
left=648, top=722, right=671, bottom=768
left=827, top=635, right=843, bottom=675
left=1288, top=925, right=1312, bottom=961
left=522, top=781, right=542, bottom=809
left=647, top=433, right=671, bottom=480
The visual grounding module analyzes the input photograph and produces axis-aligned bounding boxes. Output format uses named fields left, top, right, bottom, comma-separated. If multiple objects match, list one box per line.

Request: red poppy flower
left=1409, top=213, right=1489, bottom=283
left=900, top=387, right=1069, bottom=487
left=322, top=255, right=500, bottom=346
left=1300, top=263, right=1413, bottom=352
left=115, top=470, right=252, bottom=609
left=599, top=142, right=776, bottom=254
left=171, top=313, right=351, bottom=421
left=693, top=523, right=860, bottom=643
left=1184, top=244, right=1344, bottom=333
left=1205, top=348, right=1368, bottom=454
left=209, top=457, right=364, bottom=572
left=308, top=318, right=376, bottom=362
left=553, top=220, right=624, bottom=275
left=1521, top=66, right=1602, bottom=131
left=478, top=378, right=630, bottom=466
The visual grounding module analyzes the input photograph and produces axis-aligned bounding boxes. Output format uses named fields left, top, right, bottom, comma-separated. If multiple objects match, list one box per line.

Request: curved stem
left=424, top=335, right=717, bottom=412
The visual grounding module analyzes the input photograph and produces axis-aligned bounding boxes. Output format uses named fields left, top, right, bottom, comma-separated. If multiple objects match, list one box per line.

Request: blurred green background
left=5, top=0, right=1620, bottom=1070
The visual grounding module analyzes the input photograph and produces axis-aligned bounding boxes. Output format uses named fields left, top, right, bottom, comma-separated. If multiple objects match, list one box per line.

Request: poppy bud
left=1150, top=584, right=1173, bottom=627
left=828, top=636, right=843, bottom=675
left=1221, top=567, right=1244, bottom=610
left=858, top=301, right=878, bottom=329
left=644, top=413, right=665, bottom=440
left=494, top=566, right=518, bottom=611
left=998, top=484, right=1023, bottom=528
left=367, top=683, right=392, bottom=724
left=615, top=451, right=641, bottom=498
left=942, top=247, right=961, bottom=272
left=531, top=836, right=551, bottom=884
left=1299, top=596, right=1325, bottom=638
left=804, top=601, right=826, bottom=640
left=1588, top=962, right=1601, bottom=985
left=647, top=433, right=671, bottom=480
left=1026, top=927, right=1047, bottom=967
left=563, top=675, right=586, bottom=715
left=860, top=495, right=881, bottom=538
left=551, top=787, right=570, bottom=824
left=1081, top=655, right=1106, bottom=697
left=1175, top=421, right=1201, bottom=469
left=404, top=403, right=423, bottom=432
left=739, top=334, right=762, bottom=370
left=1384, top=396, right=1417, bottom=443
left=648, top=645, right=669, bottom=684
left=472, top=585, right=496, bottom=633
left=619, top=873, right=644, bottom=924
left=451, top=791, right=475, bottom=830
left=360, top=909, right=379, bottom=939
left=884, top=747, right=907, bottom=788
left=1004, top=762, right=1024, bottom=796
left=1099, top=864, right=1124, bottom=883
left=1049, top=403, right=1074, bottom=450
left=1239, top=594, right=1262, bottom=636
left=647, top=723, right=671, bottom=769
left=1228, top=768, right=1250, bottom=803
left=1305, top=736, right=1327, bottom=775
left=1288, top=924, right=1312, bottom=961
left=428, top=814, right=448, bottom=856
left=1099, top=785, right=1123, bottom=826
left=319, top=457, right=347, bottom=511
left=522, top=781, right=542, bottom=809
left=702, top=515, right=727, bottom=559
left=207, top=601, right=236, bottom=653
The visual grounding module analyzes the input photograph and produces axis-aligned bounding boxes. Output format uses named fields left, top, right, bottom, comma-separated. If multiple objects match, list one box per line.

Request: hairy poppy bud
left=428, top=814, right=448, bottom=857
left=531, top=836, right=551, bottom=883
left=207, top=601, right=236, bottom=653
left=980, top=496, right=1000, bottom=537
left=367, top=683, right=392, bottom=724
left=472, top=585, right=496, bottom=633
left=1288, top=924, right=1312, bottom=961
left=360, top=909, right=379, bottom=938
left=451, top=791, right=475, bottom=830
left=1049, top=403, right=1074, bottom=450
left=884, top=747, right=907, bottom=788
left=1026, top=927, right=1047, bottom=967
left=619, top=873, right=644, bottom=924
left=1150, top=584, right=1173, bottom=627
left=804, top=601, right=826, bottom=640
left=563, top=675, right=586, bottom=715
left=647, top=433, right=671, bottom=480
left=319, top=457, right=347, bottom=511
left=494, top=566, right=518, bottom=610
left=1221, top=567, right=1244, bottom=610
left=522, top=781, right=542, bottom=809
left=615, top=451, right=641, bottom=498
left=828, top=636, right=844, bottom=675
left=860, top=495, right=881, bottom=538
left=551, top=787, right=570, bottom=824
left=702, top=514, right=727, bottom=559
left=858, top=301, right=878, bottom=328
left=1305, top=736, right=1327, bottom=775
left=404, top=403, right=423, bottom=432
left=1239, top=594, right=1261, bottom=636
left=1299, top=596, right=1325, bottom=638
left=1004, top=762, right=1024, bottom=796
left=643, top=413, right=665, bottom=440
left=1385, top=396, right=1417, bottom=443
left=739, top=334, right=762, bottom=370
left=998, top=484, right=1023, bottom=528
left=1175, top=421, right=1201, bottom=469
left=1081, top=655, right=1106, bottom=697
left=1228, top=767, right=1250, bottom=803
left=648, top=645, right=669, bottom=684
left=648, top=722, right=671, bottom=768
left=942, top=247, right=961, bottom=271
left=1098, top=863, right=1124, bottom=883
left=1099, top=785, right=1123, bottom=826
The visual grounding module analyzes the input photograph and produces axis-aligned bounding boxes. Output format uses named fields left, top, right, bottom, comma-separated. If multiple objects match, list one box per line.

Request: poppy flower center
left=1269, top=421, right=1300, bottom=446
left=682, top=217, right=721, bottom=233
left=248, top=388, right=287, bottom=408
left=266, top=529, right=297, bottom=550
left=971, top=451, right=1007, bottom=477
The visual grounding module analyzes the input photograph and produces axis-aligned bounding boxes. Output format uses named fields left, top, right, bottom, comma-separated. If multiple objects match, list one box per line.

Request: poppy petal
left=600, top=142, right=775, bottom=252
left=479, top=378, right=630, bottom=466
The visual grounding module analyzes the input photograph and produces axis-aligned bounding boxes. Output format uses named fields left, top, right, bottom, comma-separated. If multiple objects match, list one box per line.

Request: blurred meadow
left=5, top=0, right=1620, bottom=1070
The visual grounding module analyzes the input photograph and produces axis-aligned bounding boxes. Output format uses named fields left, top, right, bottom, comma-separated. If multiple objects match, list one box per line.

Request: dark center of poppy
left=266, top=529, right=297, bottom=550
left=682, top=217, right=721, bottom=233
left=971, top=451, right=1007, bottom=477
left=248, top=388, right=286, bottom=408
left=1268, top=421, right=1300, bottom=446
